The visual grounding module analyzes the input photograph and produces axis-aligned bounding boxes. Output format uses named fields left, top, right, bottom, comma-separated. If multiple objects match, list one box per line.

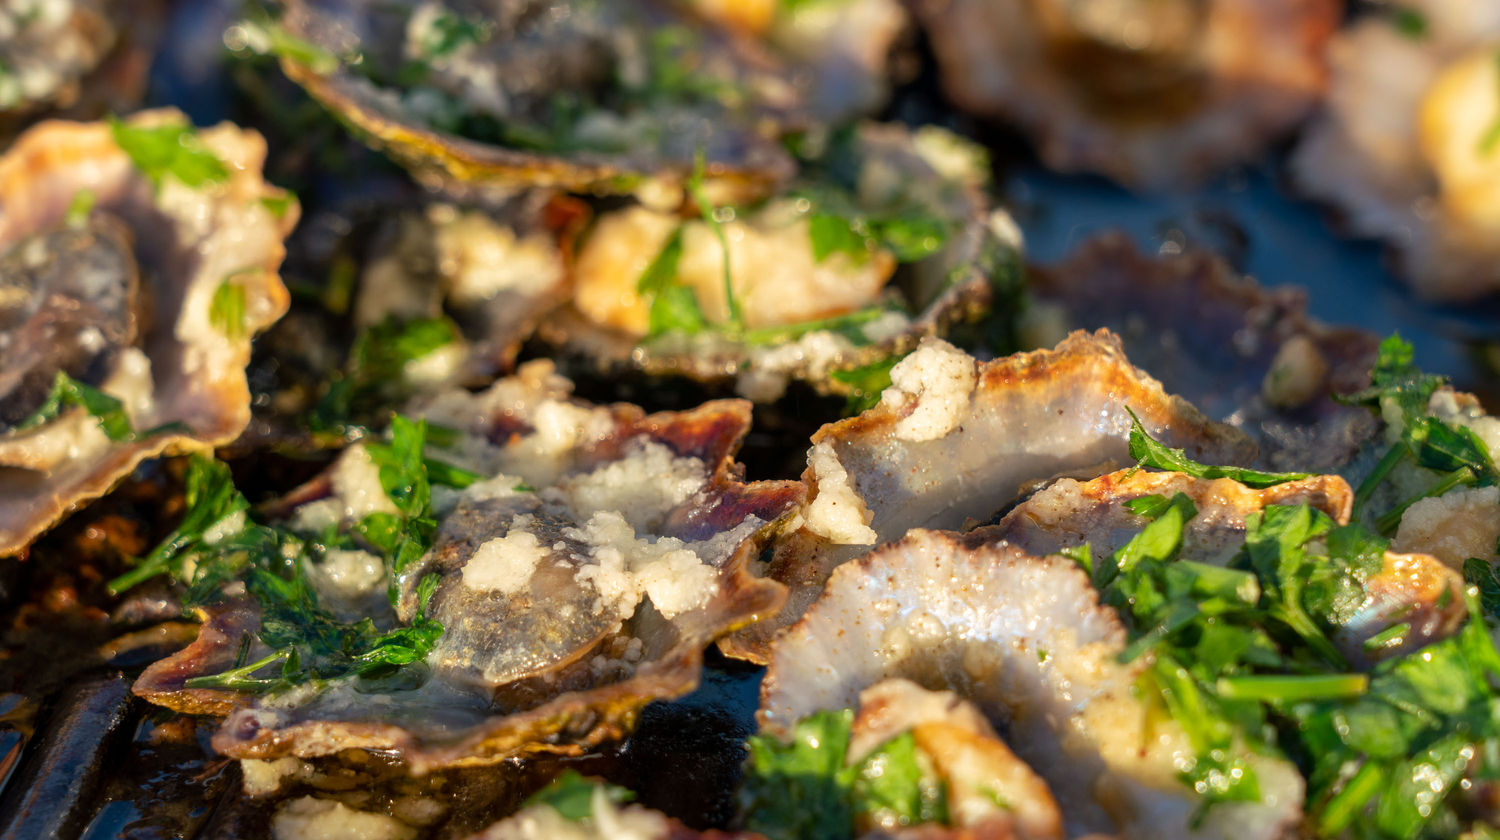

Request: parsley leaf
left=523, top=770, right=635, bottom=822
left=107, top=455, right=250, bottom=595
left=210, top=275, right=249, bottom=340
left=119, top=418, right=453, bottom=694
left=809, top=213, right=867, bottom=263
left=740, top=708, right=949, bottom=839
left=1341, top=334, right=1445, bottom=420
left=108, top=116, right=229, bottom=189
left=1127, top=407, right=1312, bottom=488
left=64, top=190, right=96, bottom=227
left=19, top=371, right=137, bottom=441
left=1342, top=334, right=1497, bottom=530
left=635, top=227, right=710, bottom=339
left=310, top=316, right=461, bottom=435
left=829, top=355, right=899, bottom=415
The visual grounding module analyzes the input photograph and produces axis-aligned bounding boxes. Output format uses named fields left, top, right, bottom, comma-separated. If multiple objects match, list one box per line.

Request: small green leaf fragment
left=1127, top=407, right=1311, bottom=488
left=19, top=371, right=134, bottom=441
left=64, top=189, right=96, bottom=227
left=210, top=277, right=249, bottom=339
left=523, top=770, right=635, bottom=822
left=109, top=116, right=230, bottom=189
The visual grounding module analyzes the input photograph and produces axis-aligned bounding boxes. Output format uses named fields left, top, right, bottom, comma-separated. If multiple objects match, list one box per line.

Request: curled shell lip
left=723, top=328, right=1252, bottom=662
left=1031, top=232, right=1380, bottom=472
left=133, top=379, right=803, bottom=772
left=0, top=110, right=296, bottom=558
left=275, top=0, right=798, bottom=200
left=911, top=0, right=1339, bottom=190
left=758, top=529, right=1304, bottom=840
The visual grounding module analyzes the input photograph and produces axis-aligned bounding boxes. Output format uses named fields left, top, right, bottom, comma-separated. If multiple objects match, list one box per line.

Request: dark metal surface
left=0, top=675, right=135, bottom=840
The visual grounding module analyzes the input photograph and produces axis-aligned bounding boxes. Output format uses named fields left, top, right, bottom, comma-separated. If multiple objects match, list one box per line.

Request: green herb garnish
left=108, top=116, right=229, bottom=190
left=310, top=316, right=462, bottom=435
left=19, top=371, right=136, bottom=441
left=523, top=771, right=636, bottom=822
left=210, top=276, right=249, bottom=339
left=117, top=418, right=454, bottom=694
left=1126, top=407, right=1312, bottom=488
left=64, top=190, right=96, bottom=227
left=739, top=708, right=949, bottom=840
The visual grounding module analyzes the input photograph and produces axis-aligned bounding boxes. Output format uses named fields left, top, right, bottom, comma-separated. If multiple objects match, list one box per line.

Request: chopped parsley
left=1126, top=407, right=1312, bottom=488
left=1391, top=7, right=1428, bottom=39
left=64, top=190, right=96, bottom=227
left=800, top=189, right=952, bottom=266
left=411, top=9, right=489, bottom=61
left=1341, top=335, right=1498, bottom=532
left=310, top=316, right=462, bottom=436
left=210, top=275, right=249, bottom=340
left=108, top=117, right=229, bottom=190
left=829, top=355, right=899, bottom=415
left=259, top=193, right=297, bottom=220
left=19, top=372, right=137, bottom=441
left=739, top=708, right=948, bottom=839
left=112, top=417, right=463, bottom=694
left=523, top=771, right=636, bottom=822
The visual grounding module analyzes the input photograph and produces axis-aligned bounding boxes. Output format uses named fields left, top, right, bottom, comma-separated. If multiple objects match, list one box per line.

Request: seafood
left=723, top=330, right=1253, bottom=662
left=1291, top=0, right=1500, bottom=300
left=911, top=0, right=1340, bottom=189
left=0, top=110, right=295, bottom=556
left=0, top=0, right=162, bottom=136
left=267, top=0, right=811, bottom=200
left=758, top=530, right=1306, bottom=839
left=133, top=361, right=802, bottom=772
left=1027, top=233, right=1380, bottom=472
left=979, top=468, right=1466, bottom=667
left=540, top=123, right=1013, bottom=402
left=685, top=0, right=909, bottom=122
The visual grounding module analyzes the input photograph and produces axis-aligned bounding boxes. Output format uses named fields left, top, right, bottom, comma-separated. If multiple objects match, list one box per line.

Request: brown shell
left=537, top=123, right=1006, bottom=399
left=722, top=329, right=1253, bottom=662
left=758, top=529, right=1305, bottom=840
left=0, top=0, right=163, bottom=137
left=1029, top=233, right=1380, bottom=472
left=911, top=0, right=1340, bottom=190
left=135, top=374, right=802, bottom=773
left=1289, top=14, right=1500, bottom=301
left=0, top=110, right=296, bottom=557
left=276, top=0, right=795, bottom=201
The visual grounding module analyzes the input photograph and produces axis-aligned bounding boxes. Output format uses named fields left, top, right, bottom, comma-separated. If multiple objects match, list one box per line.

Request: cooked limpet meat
left=134, top=361, right=803, bottom=772
left=351, top=196, right=579, bottom=384
left=910, top=0, right=1339, bottom=189
left=722, top=329, right=1253, bottom=662
left=979, top=468, right=1466, bottom=667
left=1028, top=233, right=1380, bottom=472
left=541, top=122, right=1011, bottom=402
left=1291, top=1, right=1500, bottom=300
left=0, top=110, right=296, bottom=557
left=685, top=0, right=909, bottom=121
left=268, top=0, right=805, bottom=200
left=850, top=679, right=1065, bottom=840
left=758, top=531, right=1306, bottom=839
